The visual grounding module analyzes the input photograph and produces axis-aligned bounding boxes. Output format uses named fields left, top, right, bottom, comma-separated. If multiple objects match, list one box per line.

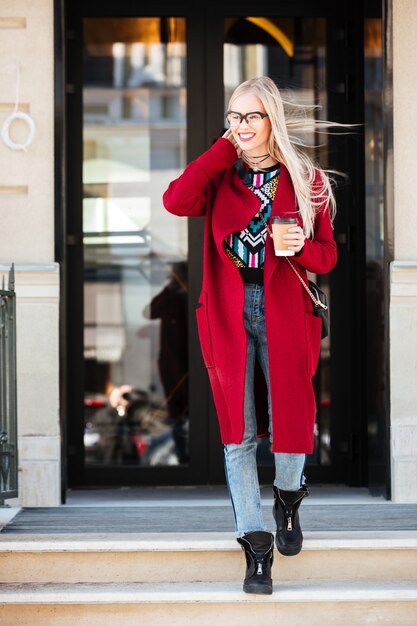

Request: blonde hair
left=228, top=76, right=349, bottom=238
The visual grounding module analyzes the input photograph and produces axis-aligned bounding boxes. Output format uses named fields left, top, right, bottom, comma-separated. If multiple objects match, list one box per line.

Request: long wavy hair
left=228, top=76, right=349, bottom=238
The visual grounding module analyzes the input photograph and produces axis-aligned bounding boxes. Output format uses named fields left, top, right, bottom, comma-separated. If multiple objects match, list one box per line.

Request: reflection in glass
left=223, top=17, right=331, bottom=466
left=82, top=18, right=189, bottom=466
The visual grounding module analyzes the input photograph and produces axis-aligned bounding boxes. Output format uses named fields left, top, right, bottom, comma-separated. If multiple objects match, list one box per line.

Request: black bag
left=308, top=281, right=329, bottom=340
left=285, top=258, right=329, bottom=340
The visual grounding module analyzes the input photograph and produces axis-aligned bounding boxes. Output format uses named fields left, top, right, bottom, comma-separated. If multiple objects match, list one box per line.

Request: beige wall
left=392, top=0, right=417, bottom=259
left=0, top=1, right=60, bottom=506
left=0, top=0, right=55, bottom=262
left=390, top=0, right=417, bottom=502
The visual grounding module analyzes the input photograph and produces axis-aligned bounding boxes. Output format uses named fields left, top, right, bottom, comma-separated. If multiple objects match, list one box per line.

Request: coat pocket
left=195, top=292, right=214, bottom=368
left=305, top=312, right=322, bottom=377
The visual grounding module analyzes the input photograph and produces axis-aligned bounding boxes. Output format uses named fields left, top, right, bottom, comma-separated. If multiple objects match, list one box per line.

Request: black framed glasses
left=226, top=111, right=269, bottom=127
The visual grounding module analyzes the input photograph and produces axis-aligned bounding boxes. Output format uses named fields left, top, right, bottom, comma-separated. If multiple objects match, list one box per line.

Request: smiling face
left=229, top=92, right=271, bottom=156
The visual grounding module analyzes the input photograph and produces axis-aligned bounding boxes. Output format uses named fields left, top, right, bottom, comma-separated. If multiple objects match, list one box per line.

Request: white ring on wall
left=1, top=111, right=36, bottom=151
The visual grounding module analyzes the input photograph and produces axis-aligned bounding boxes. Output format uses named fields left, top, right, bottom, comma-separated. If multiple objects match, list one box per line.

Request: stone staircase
left=0, top=530, right=416, bottom=625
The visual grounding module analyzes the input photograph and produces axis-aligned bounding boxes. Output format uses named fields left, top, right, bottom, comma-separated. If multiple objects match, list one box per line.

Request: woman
left=163, top=76, right=337, bottom=594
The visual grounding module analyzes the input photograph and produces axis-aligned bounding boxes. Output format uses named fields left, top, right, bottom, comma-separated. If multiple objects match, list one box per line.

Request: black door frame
left=57, top=0, right=386, bottom=492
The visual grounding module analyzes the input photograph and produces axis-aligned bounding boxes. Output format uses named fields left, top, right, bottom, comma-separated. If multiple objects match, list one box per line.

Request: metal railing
left=0, top=264, right=18, bottom=502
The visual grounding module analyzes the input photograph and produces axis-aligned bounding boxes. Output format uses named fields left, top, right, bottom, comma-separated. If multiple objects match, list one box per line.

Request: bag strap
left=257, top=210, right=328, bottom=310
left=284, top=258, right=328, bottom=310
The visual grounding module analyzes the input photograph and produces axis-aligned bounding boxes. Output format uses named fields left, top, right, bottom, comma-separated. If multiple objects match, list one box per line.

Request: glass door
left=205, top=8, right=374, bottom=486
left=223, top=17, right=331, bottom=474
left=82, top=17, right=189, bottom=470
left=66, top=9, right=211, bottom=487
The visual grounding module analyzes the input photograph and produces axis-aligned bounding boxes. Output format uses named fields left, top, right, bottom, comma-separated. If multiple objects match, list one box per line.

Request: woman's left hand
left=283, top=226, right=305, bottom=253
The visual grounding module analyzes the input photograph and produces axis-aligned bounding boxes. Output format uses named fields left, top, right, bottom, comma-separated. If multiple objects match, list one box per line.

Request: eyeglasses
left=226, top=111, right=269, bottom=127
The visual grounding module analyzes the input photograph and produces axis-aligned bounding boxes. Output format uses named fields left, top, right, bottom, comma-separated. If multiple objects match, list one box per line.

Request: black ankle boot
left=236, top=530, right=274, bottom=595
left=273, top=484, right=310, bottom=556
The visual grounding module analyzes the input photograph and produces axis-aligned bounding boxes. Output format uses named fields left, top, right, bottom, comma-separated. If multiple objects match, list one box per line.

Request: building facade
left=0, top=0, right=416, bottom=506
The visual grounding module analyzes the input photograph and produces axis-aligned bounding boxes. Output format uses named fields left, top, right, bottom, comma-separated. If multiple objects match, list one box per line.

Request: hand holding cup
left=283, top=226, right=305, bottom=254
left=271, top=217, right=305, bottom=256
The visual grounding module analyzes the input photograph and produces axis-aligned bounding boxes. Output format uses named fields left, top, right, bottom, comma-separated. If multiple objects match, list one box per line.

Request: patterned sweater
left=224, top=164, right=280, bottom=284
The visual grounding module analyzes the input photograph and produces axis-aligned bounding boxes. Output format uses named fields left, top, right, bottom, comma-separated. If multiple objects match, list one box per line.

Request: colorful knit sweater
left=224, top=164, right=280, bottom=284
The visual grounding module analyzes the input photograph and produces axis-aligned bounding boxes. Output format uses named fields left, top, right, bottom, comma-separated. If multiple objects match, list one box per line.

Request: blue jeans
left=224, top=283, right=306, bottom=536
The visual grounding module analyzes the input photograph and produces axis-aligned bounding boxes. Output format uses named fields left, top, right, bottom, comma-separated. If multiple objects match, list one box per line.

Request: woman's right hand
left=222, top=128, right=241, bottom=157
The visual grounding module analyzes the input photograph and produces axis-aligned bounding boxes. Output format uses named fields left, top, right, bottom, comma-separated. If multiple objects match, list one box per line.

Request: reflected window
left=82, top=18, right=189, bottom=467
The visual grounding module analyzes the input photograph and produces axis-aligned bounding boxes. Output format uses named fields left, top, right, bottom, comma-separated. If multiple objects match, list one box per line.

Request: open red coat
left=163, top=138, right=337, bottom=453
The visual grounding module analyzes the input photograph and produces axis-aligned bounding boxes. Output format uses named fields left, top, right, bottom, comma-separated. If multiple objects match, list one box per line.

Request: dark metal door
left=63, top=1, right=385, bottom=491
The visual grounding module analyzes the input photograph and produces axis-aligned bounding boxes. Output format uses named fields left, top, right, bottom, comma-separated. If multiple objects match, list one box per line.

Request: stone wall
left=389, top=263, right=417, bottom=502
left=0, top=1, right=60, bottom=506
left=390, top=0, right=417, bottom=502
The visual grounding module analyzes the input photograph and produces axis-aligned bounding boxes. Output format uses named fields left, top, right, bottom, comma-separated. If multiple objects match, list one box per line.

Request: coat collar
left=212, top=160, right=261, bottom=240
left=232, top=158, right=298, bottom=219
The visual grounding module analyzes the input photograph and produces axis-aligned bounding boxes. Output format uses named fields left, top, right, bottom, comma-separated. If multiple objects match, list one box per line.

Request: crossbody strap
left=284, top=257, right=328, bottom=309
left=257, top=210, right=328, bottom=310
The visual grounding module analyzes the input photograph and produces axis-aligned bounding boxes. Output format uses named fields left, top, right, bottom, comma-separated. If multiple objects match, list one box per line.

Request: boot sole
left=243, top=583, right=273, bottom=595
left=276, top=543, right=302, bottom=557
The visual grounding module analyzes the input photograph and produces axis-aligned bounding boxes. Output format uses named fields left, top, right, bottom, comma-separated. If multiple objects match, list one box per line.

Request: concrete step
left=0, top=580, right=416, bottom=626
left=0, top=531, right=416, bottom=584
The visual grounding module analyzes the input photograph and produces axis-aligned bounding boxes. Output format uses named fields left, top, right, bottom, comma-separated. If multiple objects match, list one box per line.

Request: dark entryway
left=60, top=1, right=387, bottom=494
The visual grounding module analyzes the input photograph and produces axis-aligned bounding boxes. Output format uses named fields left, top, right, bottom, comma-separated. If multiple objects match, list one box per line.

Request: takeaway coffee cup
left=271, top=217, right=298, bottom=256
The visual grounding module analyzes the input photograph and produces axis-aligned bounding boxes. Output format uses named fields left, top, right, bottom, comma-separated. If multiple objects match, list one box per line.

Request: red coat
left=163, top=138, right=337, bottom=453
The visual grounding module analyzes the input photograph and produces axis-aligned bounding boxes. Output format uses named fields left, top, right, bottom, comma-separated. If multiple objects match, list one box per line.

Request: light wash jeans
left=224, top=283, right=306, bottom=536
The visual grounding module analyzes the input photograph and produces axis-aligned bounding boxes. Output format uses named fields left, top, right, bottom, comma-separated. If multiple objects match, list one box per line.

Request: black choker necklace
left=244, top=152, right=271, bottom=172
